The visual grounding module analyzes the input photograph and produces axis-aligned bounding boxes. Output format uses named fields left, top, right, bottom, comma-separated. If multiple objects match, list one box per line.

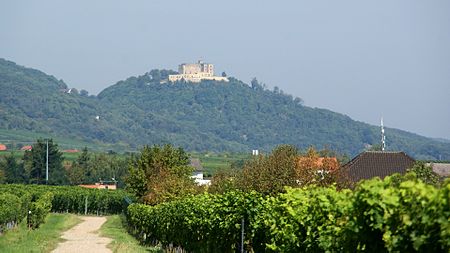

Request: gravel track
left=51, top=216, right=112, bottom=253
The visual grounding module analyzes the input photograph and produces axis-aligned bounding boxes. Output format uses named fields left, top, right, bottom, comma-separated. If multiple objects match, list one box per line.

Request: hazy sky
left=1, top=0, right=449, bottom=139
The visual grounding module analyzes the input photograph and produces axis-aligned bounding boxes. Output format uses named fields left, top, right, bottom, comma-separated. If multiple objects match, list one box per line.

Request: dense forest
left=1, top=58, right=450, bottom=160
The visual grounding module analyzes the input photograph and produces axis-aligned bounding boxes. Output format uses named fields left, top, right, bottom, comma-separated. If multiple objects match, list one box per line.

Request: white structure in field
left=168, top=60, right=229, bottom=83
left=191, top=172, right=211, bottom=186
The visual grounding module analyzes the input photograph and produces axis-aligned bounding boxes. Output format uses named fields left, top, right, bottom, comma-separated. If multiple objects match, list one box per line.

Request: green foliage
left=126, top=144, right=197, bottom=205
left=224, top=145, right=345, bottom=195
left=263, top=186, right=353, bottom=252
left=407, top=161, right=442, bottom=186
left=0, top=184, right=134, bottom=215
left=28, top=192, right=53, bottom=229
left=127, top=191, right=265, bottom=252
left=0, top=193, right=24, bottom=232
left=238, top=145, right=299, bottom=195
left=23, top=138, right=66, bottom=185
left=0, top=153, right=26, bottom=183
left=208, top=168, right=240, bottom=194
left=0, top=191, right=45, bottom=232
left=126, top=174, right=450, bottom=252
left=0, top=145, right=130, bottom=187
left=2, top=58, right=450, bottom=160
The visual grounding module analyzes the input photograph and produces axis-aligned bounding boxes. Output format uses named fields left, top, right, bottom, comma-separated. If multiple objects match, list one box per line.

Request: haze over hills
left=1, top=58, right=449, bottom=160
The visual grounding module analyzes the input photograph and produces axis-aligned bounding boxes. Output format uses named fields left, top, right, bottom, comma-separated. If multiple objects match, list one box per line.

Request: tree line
left=0, top=138, right=129, bottom=187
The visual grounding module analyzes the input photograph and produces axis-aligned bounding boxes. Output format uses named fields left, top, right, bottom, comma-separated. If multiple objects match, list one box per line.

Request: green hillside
left=1, top=58, right=449, bottom=159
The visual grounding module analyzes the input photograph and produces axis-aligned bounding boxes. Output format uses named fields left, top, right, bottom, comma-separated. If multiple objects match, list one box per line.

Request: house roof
left=63, top=149, right=79, bottom=153
left=0, top=144, right=6, bottom=151
left=428, top=163, right=450, bottom=177
left=342, top=151, right=415, bottom=182
left=21, top=145, right=32, bottom=151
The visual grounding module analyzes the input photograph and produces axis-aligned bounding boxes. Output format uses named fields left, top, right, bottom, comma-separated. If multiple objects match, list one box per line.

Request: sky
left=1, top=0, right=449, bottom=139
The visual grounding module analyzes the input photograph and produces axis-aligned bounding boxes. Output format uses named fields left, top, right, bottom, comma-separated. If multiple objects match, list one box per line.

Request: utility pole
left=241, top=218, right=245, bottom=253
left=46, top=139, right=49, bottom=184
left=381, top=117, right=386, bottom=151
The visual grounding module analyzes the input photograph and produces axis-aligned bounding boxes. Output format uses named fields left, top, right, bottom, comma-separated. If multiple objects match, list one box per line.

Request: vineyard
left=0, top=184, right=134, bottom=233
left=127, top=175, right=450, bottom=252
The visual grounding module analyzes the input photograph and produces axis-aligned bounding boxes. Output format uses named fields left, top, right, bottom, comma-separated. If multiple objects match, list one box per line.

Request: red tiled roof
left=297, top=156, right=339, bottom=170
left=21, top=145, right=32, bottom=151
left=79, top=184, right=100, bottom=189
left=0, top=144, right=7, bottom=151
left=63, top=149, right=79, bottom=153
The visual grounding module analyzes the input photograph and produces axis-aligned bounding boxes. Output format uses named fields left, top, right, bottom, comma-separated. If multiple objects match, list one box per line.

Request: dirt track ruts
left=51, top=216, right=112, bottom=253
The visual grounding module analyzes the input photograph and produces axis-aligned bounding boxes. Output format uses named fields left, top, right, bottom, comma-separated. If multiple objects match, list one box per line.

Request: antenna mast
left=381, top=117, right=386, bottom=151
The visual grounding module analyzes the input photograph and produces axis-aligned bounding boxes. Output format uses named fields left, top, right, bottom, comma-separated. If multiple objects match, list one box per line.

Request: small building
left=342, top=151, right=415, bottom=182
left=191, top=172, right=211, bottom=186
left=168, top=60, right=229, bottom=83
left=20, top=145, right=32, bottom=151
left=189, top=158, right=211, bottom=185
left=0, top=144, right=7, bottom=151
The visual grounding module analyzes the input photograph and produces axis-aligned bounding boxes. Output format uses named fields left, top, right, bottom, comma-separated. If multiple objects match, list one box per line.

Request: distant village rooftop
left=168, top=60, right=229, bottom=83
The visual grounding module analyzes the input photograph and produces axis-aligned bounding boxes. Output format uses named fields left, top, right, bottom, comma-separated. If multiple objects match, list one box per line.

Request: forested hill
left=1, top=58, right=450, bottom=160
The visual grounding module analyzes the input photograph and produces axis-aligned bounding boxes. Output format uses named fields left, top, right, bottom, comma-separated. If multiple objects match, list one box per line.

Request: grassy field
left=0, top=150, right=90, bottom=162
left=0, top=129, right=130, bottom=152
left=190, top=152, right=251, bottom=176
left=100, top=215, right=162, bottom=253
left=0, top=213, right=81, bottom=253
left=0, top=147, right=251, bottom=177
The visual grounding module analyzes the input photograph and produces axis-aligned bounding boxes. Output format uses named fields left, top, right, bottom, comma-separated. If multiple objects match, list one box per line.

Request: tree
left=0, top=154, right=27, bottom=183
left=295, top=147, right=340, bottom=187
left=80, top=89, right=89, bottom=96
left=208, top=168, right=240, bottom=194
left=71, top=147, right=90, bottom=184
left=0, top=169, right=4, bottom=183
left=24, top=139, right=66, bottom=185
left=367, top=144, right=382, bottom=151
left=238, top=144, right=298, bottom=195
left=126, top=144, right=197, bottom=204
left=407, top=161, right=442, bottom=186
left=221, top=71, right=227, bottom=77
left=66, top=162, right=85, bottom=185
left=251, top=77, right=260, bottom=90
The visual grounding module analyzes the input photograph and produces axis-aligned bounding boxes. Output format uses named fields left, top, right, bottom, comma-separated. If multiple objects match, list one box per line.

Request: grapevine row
left=127, top=175, right=450, bottom=252
left=0, top=184, right=134, bottom=222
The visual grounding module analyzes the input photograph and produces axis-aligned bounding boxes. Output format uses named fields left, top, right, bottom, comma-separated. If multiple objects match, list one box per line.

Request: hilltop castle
left=168, top=61, right=229, bottom=83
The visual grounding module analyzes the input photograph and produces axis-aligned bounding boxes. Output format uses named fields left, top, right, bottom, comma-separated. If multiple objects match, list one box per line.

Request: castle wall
left=169, top=61, right=227, bottom=83
left=168, top=73, right=228, bottom=83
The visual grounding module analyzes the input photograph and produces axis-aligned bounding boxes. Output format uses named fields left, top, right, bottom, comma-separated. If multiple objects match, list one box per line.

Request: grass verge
left=0, top=213, right=81, bottom=253
left=100, top=215, right=162, bottom=253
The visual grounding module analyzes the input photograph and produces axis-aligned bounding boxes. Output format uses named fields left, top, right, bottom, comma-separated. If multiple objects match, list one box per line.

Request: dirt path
left=51, top=216, right=112, bottom=253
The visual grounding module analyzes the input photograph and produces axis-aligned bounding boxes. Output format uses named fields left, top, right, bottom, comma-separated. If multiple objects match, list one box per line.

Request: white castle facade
left=168, top=61, right=229, bottom=83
